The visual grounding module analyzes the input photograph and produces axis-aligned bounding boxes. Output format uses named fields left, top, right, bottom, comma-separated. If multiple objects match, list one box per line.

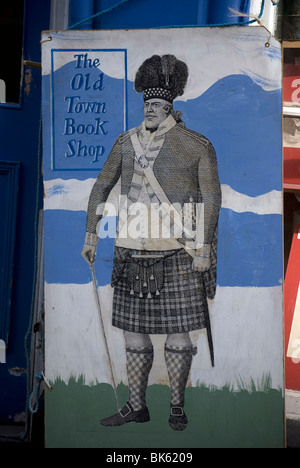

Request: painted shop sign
left=50, top=49, right=127, bottom=170
left=42, top=27, right=284, bottom=448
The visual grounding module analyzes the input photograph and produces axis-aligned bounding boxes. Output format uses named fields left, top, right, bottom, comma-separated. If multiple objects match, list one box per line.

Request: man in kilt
left=81, top=54, right=221, bottom=431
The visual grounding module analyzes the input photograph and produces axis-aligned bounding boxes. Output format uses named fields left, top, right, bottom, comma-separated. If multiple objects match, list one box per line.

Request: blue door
left=0, top=0, right=51, bottom=424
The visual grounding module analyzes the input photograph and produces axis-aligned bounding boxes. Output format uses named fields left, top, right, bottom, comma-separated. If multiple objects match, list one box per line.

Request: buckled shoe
left=100, top=402, right=150, bottom=426
left=168, top=406, right=188, bottom=431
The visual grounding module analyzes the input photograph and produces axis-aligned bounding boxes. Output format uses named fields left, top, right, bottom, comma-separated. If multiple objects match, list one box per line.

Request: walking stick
left=89, top=263, right=121, bottom=411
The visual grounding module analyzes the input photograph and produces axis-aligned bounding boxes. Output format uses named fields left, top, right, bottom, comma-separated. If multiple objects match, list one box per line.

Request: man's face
left=143, top=98, right=171, bottom=130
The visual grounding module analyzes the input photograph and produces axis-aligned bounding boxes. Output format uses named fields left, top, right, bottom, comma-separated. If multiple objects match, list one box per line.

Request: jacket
left=85, top=119, right=222, bottom=299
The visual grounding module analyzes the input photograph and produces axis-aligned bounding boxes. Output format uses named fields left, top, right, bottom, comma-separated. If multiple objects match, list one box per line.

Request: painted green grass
left=45, top=377, right=285, bottom=448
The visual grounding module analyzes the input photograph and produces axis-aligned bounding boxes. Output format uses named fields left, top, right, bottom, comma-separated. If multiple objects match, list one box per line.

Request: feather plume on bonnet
left=134, top=55, right=188, bottom=103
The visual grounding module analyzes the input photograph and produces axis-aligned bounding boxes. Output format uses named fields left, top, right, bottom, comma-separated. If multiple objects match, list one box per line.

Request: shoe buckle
left=170, top=406, right=184, bottom=416
left=119, top=403, right=132, bottom=418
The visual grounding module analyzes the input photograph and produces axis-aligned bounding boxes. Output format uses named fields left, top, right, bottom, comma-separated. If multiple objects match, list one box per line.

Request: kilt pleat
left=112, top=248, right=208, bottom=334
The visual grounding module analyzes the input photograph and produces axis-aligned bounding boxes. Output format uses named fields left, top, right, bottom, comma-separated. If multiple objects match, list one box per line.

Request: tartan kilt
left=111, top=247, right=209, bottom=334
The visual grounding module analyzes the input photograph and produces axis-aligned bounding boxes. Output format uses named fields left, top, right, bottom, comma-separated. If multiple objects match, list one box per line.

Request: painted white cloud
left=221, top=185, right=282, bottom=215
left=44, top=178, right=282, bottom=216
left=44, top=178, right=120, bottom=212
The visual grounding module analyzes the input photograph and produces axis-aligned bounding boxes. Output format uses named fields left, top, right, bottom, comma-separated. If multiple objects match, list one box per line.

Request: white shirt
left=115, top=115, right=183, bottom=252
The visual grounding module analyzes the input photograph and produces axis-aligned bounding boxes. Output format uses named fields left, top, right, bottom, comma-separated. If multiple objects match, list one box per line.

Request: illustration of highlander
left=81, top=54, right=221, bottom=431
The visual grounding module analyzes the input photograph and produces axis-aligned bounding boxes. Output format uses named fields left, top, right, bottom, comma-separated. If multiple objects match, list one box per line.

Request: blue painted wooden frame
left=0, top=161, right=20, bottom=343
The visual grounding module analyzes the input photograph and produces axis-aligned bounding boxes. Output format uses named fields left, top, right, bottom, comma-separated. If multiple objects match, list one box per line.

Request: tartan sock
left=126, top=345, right=154, bottom=411
left=164, top=344, right=197, bottom=407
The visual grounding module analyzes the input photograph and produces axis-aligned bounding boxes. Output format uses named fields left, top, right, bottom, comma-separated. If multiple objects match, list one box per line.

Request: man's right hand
left=81, top=244, right=97, bottom=265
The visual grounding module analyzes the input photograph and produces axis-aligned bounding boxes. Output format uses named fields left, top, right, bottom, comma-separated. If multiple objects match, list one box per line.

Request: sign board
left=283, top=68, right=300, bottom=103
left=285, top=225, right=300, bottom=390
left=283, top=44, right=300, bottom=190
left=42, top=27, right=284, bottom=449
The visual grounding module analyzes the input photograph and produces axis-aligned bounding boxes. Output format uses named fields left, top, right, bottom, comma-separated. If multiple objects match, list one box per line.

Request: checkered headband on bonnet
left=134, top=55, right=189, bottom=103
